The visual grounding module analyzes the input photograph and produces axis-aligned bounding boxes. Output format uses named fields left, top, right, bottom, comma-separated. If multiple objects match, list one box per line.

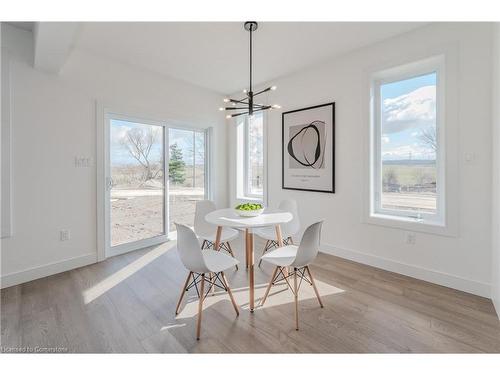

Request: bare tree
left=418, top=127, right=437, bottom=152
left=383, top=168, right=398, bottom=186
left=120, top=127, right=162, bottom=183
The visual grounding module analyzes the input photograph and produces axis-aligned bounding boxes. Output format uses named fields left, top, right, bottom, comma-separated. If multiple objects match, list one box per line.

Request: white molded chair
left=254, top=199, right=300, bottom=266
left=175, top=223, right=240, bottom=340
left=194, top=200, right=239, bottom=270
left=260, top=221, right=324, bottom=330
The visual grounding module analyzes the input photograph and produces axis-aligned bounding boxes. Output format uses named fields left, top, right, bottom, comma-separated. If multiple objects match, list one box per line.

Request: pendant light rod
left=221, top=21, right=280, bottom=119
left=249, top=23, right=253, bottom=93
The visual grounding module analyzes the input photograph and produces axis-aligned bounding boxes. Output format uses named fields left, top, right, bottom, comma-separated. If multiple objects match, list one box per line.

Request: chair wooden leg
left=221, top=272, right=239, bottom=316
left=196, top=273, right=205, bottom=340
left=306, top=266, right=323, bottom=308
left=175, top=272, right=192, bottom=315
left=293, top=268, right=299, bottom=330
left=258, top=240, right=270, bottom=267
left=226, top=242, right=239, bottom=270
left=214, top=226, right=222, bottom=252
left=261, top=266, right=279, bottom=307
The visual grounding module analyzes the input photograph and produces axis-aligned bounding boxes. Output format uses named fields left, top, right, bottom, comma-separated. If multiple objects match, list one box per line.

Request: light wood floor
left=2, top=235, right=500, bottom=353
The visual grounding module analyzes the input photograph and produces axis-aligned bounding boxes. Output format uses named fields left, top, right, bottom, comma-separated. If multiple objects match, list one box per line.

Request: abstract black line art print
left=282, top=103, right=335, bottom=193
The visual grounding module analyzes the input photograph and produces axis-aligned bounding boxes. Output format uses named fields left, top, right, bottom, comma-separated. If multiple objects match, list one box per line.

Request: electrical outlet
left=60, top=230, right=70, bottom=241
left=74, top=156, right=93, bottom=168
left=405, top=232, right=416, bottom=245
left=464, top=152, right=476, bottom=163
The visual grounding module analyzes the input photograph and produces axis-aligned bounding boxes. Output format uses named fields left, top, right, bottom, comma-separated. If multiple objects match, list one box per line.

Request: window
left=168, top=127, right=209, bottom=232
left=244, top=113, right=264, bottom=199
left=371, top=57, right=444, bottom=226
left=109, top=117, right=166, bottom=247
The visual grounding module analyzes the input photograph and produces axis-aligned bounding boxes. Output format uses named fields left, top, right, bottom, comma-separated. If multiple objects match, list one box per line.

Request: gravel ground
left=110, top=191, right=204, bottom=247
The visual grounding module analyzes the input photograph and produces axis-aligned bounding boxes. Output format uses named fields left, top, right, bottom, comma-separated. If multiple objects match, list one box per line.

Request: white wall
left=1, top=24, right=227, bottom=287
left=492, top=23, right=500, bottom=316
left=230, top=23, right=493, bottom=297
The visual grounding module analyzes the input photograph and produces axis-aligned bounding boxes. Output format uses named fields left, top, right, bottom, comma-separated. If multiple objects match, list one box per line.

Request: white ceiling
left=6, top=22, right=34, bottom=32
left=73, top=22, right=426, bottom=94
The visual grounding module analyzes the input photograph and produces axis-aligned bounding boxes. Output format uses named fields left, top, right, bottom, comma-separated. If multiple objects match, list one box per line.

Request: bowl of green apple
left=234, top=202, right=264, bottom=217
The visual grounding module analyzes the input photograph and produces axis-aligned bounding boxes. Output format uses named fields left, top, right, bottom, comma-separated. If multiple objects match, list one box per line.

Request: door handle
left=106, top=177, right=113, bottom=191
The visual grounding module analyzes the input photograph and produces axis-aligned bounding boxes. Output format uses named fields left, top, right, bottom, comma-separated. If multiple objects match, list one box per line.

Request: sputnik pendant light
left=220, top=21, right=280, bottom=119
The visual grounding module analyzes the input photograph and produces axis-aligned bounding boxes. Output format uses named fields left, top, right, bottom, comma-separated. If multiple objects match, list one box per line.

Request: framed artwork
left=282, top=102, right=335, bottom=193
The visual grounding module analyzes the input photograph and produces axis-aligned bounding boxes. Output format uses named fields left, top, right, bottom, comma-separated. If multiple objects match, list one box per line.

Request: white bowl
left=235, top=208, right=264, bottom=217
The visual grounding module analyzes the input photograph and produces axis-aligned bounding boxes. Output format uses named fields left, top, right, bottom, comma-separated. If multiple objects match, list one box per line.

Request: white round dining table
left=205, top=208, right=293, bottom=311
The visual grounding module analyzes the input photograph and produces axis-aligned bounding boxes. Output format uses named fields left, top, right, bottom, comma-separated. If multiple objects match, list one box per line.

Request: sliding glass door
left=168, top=127, right=208, bottom=233
left=106, top=115, right=167, bottom=257
left=104, top=114, right=209, bottom=257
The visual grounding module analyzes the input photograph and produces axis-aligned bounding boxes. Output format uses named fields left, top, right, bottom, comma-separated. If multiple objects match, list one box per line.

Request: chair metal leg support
left=259, top=240, right=271, bottom=267
left=226, top=242, right=239, bottom=270
left=306, top=266, right=323, bottom=308
left=175, top=272, right=193, bottom=315
left=259, top=265, right=323, bottom=330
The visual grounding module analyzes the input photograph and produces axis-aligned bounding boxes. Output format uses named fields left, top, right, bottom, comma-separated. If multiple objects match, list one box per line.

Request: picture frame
left=282, top=102, right=335, bottom=193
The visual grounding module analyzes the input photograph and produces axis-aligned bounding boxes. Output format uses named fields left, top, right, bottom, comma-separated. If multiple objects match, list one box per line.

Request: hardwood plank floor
left=2, top=235, right=500, bottom=353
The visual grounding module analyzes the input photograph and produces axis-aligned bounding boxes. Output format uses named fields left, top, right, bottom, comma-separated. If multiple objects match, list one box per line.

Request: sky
left=110, top=119, right=205, bottom=166
left=380, top=72, right=437, bottom=161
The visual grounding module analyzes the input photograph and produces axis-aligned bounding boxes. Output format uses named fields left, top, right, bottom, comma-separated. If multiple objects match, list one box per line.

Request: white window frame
left=243, top=113, right=265, bottom=199
left=237, top=112, right=266, bottom=202
left=370, top=56, right=446, bottom=228
left=103, top=111, right=169, bottom=258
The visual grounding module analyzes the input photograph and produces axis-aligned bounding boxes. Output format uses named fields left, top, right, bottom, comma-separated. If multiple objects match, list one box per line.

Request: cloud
left=382, top=85, right=436, bottom=134
left=382, top=135, right=390, bottom=144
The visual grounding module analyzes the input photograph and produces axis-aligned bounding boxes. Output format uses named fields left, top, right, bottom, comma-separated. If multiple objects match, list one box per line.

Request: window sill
left=236, top=196, right=263, bottom=203
left=365, top=213, right=457, bottom=237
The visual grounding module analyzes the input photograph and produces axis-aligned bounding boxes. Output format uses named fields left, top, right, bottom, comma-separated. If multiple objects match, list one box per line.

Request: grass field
left=382, top=160, right=436, bottom=187
left=382, top=160, right=437, bottom=213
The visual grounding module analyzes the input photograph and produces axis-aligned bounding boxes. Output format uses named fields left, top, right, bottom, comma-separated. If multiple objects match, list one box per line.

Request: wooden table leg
left=275, top=224, right=284, bottom=247
left=212, top=226, right=222, bottom=294
left=214, top=226, right=222, bottom=251
left=245, top=229, right=249, bottom=269
left=246, top=229, right=255, bottom=312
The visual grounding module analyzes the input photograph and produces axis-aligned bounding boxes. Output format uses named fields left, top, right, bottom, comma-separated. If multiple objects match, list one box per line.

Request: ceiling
left=71, top=22, right=424, bottom=94
left=6, top=22, right=34, bottom=32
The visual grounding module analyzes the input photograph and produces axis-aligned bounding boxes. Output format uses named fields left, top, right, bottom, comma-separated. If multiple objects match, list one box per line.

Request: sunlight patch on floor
left=160, top=323, right=187, bottom=331
left=83, top=242, right=176, bottom=304
left=175, top=279, right=344, bottom=319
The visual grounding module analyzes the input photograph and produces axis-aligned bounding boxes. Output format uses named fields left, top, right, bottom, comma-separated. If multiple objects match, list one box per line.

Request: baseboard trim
left=493, top=296, right=500, bottom=320
left=1, top=252, right=97, bottom=289
left=320, top=244, right=491, bottom=298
